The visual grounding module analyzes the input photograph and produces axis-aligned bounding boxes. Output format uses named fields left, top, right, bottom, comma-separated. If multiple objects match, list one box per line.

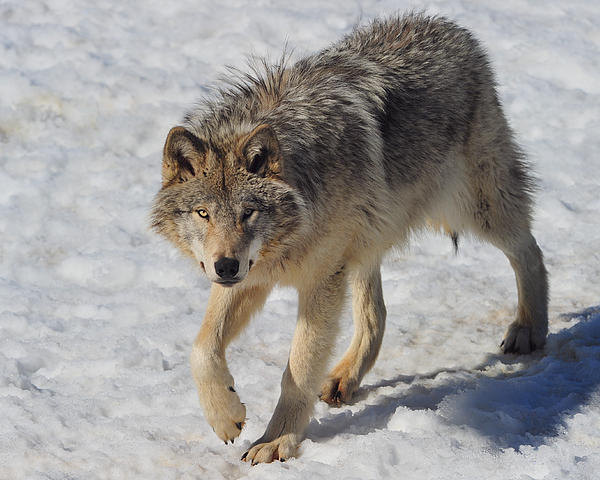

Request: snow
left=1, top=0, right=599, bottom=478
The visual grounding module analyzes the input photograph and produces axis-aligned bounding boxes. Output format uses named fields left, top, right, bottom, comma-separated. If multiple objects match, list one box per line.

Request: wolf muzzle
left=214, top=257, right=240, bottom=285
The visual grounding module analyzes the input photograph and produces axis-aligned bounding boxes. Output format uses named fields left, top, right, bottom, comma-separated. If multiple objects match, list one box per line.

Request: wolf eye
left=242, top=208, right=254, bottom=220
left=196, top=208, right=209, bottom=219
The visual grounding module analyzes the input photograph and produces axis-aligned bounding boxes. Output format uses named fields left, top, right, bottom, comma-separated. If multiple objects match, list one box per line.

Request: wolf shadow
left=307, top=306, right=600, bottom=449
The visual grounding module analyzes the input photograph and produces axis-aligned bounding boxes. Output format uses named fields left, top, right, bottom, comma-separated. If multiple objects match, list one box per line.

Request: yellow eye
left=197, top=208, right=209, bottom=219
left=243, top=208, right=254, bottom=220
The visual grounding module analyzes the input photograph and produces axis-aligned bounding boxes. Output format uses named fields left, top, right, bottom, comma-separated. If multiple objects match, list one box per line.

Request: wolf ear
left=162, top=126, right=206, bottom=187
left=239, top=124, right=281, bottom=177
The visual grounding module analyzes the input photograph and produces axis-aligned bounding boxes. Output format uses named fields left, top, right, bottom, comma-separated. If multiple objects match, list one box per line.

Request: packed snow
left=1, top=0, right=599, bottom=478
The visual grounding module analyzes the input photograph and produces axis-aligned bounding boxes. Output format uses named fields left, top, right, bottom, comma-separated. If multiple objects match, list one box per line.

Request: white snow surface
left=1, top=0, right=599, bottom=478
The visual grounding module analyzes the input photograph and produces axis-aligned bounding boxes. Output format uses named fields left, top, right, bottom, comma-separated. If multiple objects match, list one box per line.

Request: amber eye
left=242, top=208, right=254, bottom=220
left=196, top=208, right=209, bottom=219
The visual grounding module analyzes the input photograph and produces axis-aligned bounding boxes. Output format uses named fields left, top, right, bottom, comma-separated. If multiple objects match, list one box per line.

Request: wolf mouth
left=215, top=280, right=240, bottom=287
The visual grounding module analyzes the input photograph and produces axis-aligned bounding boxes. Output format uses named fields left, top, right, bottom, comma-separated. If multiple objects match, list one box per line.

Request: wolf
left=151, top=13, right=548, bottom=464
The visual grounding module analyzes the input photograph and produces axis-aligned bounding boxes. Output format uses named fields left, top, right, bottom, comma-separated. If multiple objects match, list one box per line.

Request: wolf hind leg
left=459, top=93, right=549, bottom=353
left=462, top=141, right=548, bottom=353
left=496, top=230, right=548, bottom=353
left=320, top=263, right=386, bottom=405
left=468, top=193, right=548, bottom=353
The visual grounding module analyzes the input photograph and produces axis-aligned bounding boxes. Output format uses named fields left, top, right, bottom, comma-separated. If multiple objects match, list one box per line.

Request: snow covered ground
left=1, top=0, right=599, bottom=478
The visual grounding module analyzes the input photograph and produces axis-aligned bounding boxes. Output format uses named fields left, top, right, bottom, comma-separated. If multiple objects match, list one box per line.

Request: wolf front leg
left=243, top=267, right=348, bottom=464
left=191, top=283, right=271, bottom=444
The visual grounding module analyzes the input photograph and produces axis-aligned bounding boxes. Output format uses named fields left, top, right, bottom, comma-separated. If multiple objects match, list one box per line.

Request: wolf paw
left=501, top=321, right=546, bottom=354
left=241, top=434, right=297, bottom=464
left=319, top=375, right=358, bottom=406
left=200, top=384, right=246, bottom=444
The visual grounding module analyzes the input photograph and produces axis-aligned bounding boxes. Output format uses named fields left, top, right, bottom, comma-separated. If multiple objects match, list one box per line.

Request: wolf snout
left=214, top=257, right=240, bottom=280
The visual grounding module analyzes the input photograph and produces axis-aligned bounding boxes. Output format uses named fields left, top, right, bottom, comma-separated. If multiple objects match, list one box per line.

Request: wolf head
left=151, top=124, right=307, bottom=286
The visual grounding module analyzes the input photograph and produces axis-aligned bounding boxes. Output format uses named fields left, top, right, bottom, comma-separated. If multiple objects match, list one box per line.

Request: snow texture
left=1, top=0, right=599, bottom=479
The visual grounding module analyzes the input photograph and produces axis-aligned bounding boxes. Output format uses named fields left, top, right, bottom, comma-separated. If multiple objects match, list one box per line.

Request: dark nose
left=214, top=257, right=239, bottom=279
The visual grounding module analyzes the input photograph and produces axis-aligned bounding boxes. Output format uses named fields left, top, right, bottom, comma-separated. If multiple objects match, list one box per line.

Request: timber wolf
left=151, top=13, right=548, bottom=464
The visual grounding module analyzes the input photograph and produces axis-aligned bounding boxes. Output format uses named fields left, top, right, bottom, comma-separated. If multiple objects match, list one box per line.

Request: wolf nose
left=214, top=257, right=240, bottom=279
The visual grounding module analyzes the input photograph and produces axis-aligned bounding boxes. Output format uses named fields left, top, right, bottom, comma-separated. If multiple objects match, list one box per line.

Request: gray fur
left=151, top=13, right=549, bottom=463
